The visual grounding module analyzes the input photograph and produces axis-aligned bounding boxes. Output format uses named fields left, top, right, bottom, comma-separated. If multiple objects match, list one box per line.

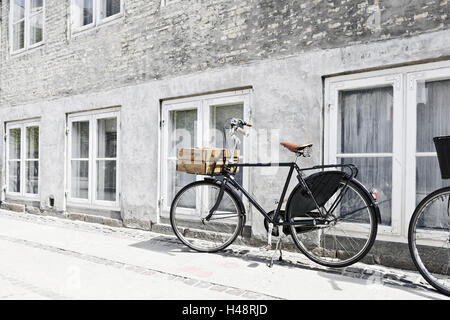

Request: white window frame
left=325, top=74, right=404, bottom=237
left=325, top=60, right=450, bottom=243
left=67, top=109, right=120, bottom=210
left=70, top=0, right=124, bottom=35
left=5, top=119, right=41, bottom=200
left=405, top=65, right=450, bottom=241
left=160, top=90, right=252, bottom=221
left=9, top=0, right=46, bottom=54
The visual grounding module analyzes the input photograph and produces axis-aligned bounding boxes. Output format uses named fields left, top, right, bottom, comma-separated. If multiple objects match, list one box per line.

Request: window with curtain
left=6, top=121, right=40, bottom=197
left=72, top=0, right=122, bottom=32
left=337, top=86, right=394, bottom=226
left=10, top=0, right=44, bottom=52
left=415, top=79, right=450, bottom=229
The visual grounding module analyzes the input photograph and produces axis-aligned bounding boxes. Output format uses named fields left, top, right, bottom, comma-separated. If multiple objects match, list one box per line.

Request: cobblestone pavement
left=0, top=209, right=447, bottom=300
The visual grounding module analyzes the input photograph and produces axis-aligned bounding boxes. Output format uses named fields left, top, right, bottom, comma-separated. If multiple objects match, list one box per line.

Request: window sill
left=5, top=193, right=40, bottom=202
left=10, top=42, right=45, bottom=58
left=70, top=13, right=124, bottom=39
left=67, top=201, right=120, bottom=212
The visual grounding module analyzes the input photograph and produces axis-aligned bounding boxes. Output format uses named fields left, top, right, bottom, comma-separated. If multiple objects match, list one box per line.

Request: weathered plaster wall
left=1, top=28, right=450, bottom=239
left=1, top=0, right=450, bottom=107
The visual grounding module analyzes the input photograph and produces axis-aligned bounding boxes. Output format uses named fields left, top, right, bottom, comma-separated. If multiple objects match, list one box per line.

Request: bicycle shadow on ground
left=128, top=235, right=200, bottom=256
left=315, top=271, right=447, bottom=300
left=129, top=236, right=448, bottom=299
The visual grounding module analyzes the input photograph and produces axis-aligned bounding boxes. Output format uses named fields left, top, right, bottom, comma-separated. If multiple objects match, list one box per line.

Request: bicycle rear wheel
left=170, top=180, right=243, bottom=252
left=288, top=178, right=378, bottom=268
left=408, top=187, right=450, bottom=296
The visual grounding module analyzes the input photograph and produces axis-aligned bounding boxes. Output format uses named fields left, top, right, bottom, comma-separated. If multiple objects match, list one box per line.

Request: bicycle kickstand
left=268, top=232, right=283, bottom=268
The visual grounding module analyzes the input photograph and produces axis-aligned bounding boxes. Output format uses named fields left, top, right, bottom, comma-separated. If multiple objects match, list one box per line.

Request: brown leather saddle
left=280, top=142, right=313, bottom=153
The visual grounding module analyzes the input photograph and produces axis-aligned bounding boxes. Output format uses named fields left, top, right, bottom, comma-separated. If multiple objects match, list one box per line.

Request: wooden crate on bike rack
left=176, top=148, right=240, bottom=175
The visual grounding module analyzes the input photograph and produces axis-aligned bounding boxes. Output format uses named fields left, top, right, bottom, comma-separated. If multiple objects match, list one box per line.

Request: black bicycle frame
left=207, top=161, right=357, bottom=227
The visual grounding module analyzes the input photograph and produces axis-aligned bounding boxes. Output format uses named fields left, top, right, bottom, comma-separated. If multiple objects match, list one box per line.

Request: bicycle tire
left=170, top=180, right=244, bottom=253
left=408, top=187, right=450, bottom=296
left=287, top=178, right=378, bottom=268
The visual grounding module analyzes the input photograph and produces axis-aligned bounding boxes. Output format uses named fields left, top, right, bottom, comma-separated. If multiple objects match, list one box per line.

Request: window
left=6, top=120, right=40, bottom=198
left=10, top=0, right=44, bottom=53
left=67, top=110, right=120, bottom=208
left=160, top=91, right=251, bottom=217
left=71, top=0, right=122, bottom=32
left=326, top=61, right=450, bottom=240
left=326, top=75, right=403, bottom=235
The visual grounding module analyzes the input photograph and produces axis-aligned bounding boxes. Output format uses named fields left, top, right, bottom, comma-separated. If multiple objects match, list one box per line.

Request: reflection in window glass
left=100, top=0, right=121, bottom=19
left=97, top=118, right=117, bottom=158
left=26, top=126, right=39, bottom=159
left=8, top=161, right=21, bottom=193
left=169, top=110, right=197, bottom=203
left=30, top=14, right=43, bottom=45
left=96, top=160, right=116, bottom=201
left=9, top=128, right=21, bottom=160
left=416, top=79, right=450, bottom=205
left=26, top=161, right=39, bottom=194
left=72, top=121, right=90, bottom=159
left=71, top=160, right=89, bottom=199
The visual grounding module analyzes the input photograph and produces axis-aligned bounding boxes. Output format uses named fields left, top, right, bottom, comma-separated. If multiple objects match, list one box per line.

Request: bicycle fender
left=348, top=177, right=382, bottom=225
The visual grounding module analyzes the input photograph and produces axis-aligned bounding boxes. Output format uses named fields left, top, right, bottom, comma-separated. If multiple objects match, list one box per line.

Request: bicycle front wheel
left=408, top=187, right=450, bottom=296
left=288, top=178, right=378, bottom=268
left=170, top=180, right=243, bottom=252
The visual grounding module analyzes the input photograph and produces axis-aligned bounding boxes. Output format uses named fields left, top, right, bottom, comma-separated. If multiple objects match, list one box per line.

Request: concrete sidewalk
left=0, top=209, right=447, bottom=300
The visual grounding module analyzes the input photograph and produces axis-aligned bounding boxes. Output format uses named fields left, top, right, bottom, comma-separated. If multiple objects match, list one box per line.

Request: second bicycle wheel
left=287, top=178, right=378, bottom=267
left=170, top=180, right=243, bottom=252
left=408, top=187, right=450, bottom=296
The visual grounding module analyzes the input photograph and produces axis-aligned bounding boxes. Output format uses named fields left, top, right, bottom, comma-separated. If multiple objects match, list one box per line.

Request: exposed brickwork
left=0, top=0, right=449, bottom=106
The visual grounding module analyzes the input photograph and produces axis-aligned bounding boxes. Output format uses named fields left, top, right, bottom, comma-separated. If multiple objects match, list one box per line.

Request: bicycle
left=170, top=118, right=381, bottom=268
left=408, top=136, right=450, bottom=296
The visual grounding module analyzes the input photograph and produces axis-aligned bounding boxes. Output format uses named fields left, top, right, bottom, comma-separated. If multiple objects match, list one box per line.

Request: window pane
left=169, top=109, right=197, bottom=157
left=74, top=0, right=93, bottom=27
left=416, top=157, right=450, bottom=204
left=8, top=161, right=21, bottom=193
left=168, top=109, right=197, bottom=204
left=96, top=160, right=116, bottom=201
left=209, top=104, right=244, bottom=186
left=417, top=79, right=450, bottom=153
left=97, top=117, right=117, bottom=158
left=341, top=157, right=392, bottom=226
left=338, top=86, right=393, bottom=154
left=100, top=0, right=121, bottom=19
left=169, top=160, right=195, bottom=206
left=30, top=13, right=43, bottom=45
left=13, top=21, right=25, bottom=51
left=30, top=0, right=44, bottom=13
left=71, top=160, right=89, bottom=199
left=12, top=0, right=25, bottom=22
left=8, top=128, right=21, bottom=159
left=72, top=121, right=89, bottom=158
left=209, top=104, right=243, bottom=151
left=26, top=126, right=39, bottom=159
left=26, top=161, right=39, bottom=194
